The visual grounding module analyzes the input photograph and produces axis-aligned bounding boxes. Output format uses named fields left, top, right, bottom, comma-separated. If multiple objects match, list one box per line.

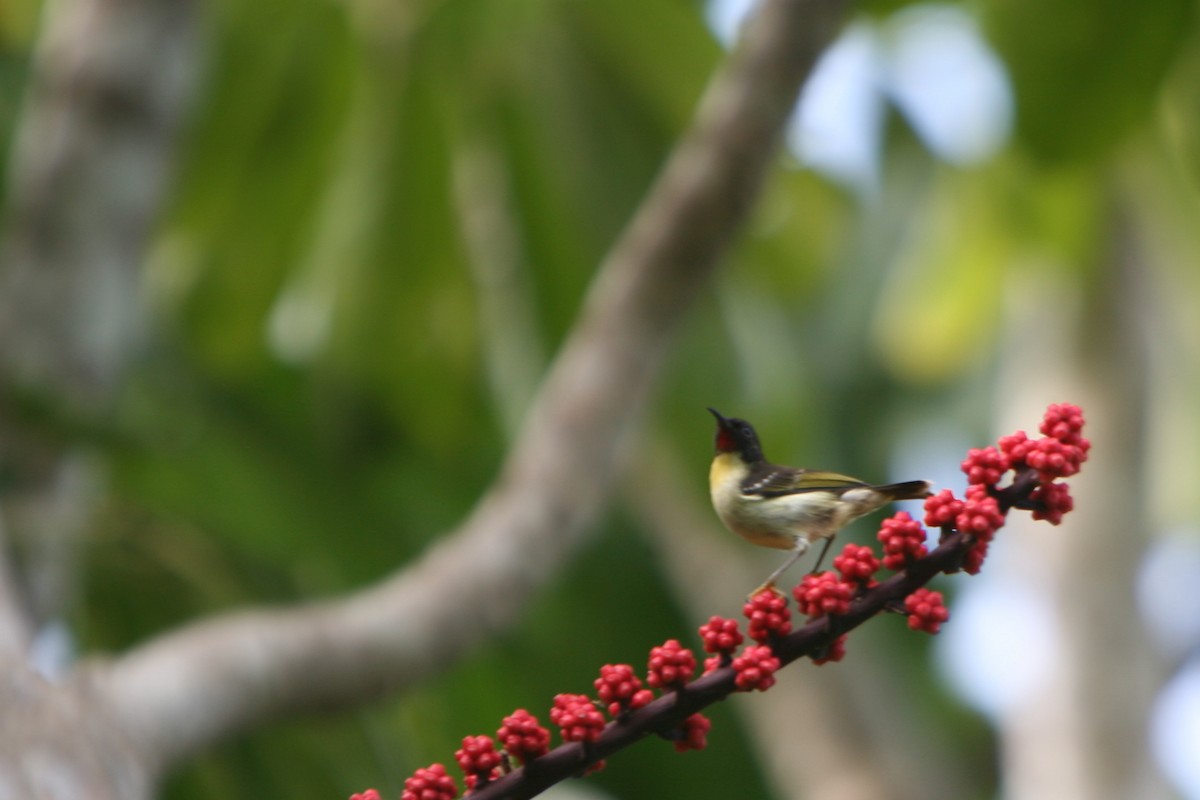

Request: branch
left=466, top=553, right=965, bottom=799
left=628, top=448, right=974, bottom=800
left=454, top=408, right=1091, bottom=800
left=95, top=0, right=851, bottom=776
left=467, top=480, right=1034, bottom=800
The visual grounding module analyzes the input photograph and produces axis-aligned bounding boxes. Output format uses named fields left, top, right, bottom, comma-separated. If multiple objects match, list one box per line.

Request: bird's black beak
left=708, top=408, right=738, bottom=454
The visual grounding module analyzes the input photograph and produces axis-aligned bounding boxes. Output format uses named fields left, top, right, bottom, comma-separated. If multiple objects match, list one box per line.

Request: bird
left=707, top=408, right=932, bottom=594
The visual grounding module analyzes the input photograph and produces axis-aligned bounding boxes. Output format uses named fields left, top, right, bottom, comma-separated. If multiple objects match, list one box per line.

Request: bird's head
left=707, top=408, right=765, bottom=463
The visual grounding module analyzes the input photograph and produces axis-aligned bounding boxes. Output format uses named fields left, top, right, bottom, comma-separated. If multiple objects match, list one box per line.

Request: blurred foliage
left=2, top=0, right=1200, bottom=797
left=984, top=0, right=1195, bottom=164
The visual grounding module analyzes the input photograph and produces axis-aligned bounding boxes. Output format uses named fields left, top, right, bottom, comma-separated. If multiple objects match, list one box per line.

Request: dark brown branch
left=469, top=475, right=1041, bottom=800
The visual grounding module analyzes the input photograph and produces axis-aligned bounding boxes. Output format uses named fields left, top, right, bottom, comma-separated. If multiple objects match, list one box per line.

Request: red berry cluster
left=400, top=764, right=457, bottom=800
left=955, top=485, right=1005, bottom=573
left=743, top=589, right=792, bottom=642
left=496, top=709, right=550, bottom=765
left=904, top=588, right=950, bottom=634
left=956, top=484, right=1005, bottom=538
left=454, top=736, right=502, bottom=791
left=934, top=402, right=1090, bottom=573
left=674, top=713, right=713, bottom=753
left=998, top=403, right=1090, bottom=484
left=924, top=489, right=964, bottom=528
left=812, top=634, right=847, bottom=665
left=594, top=664, right=654, bottom=717
left=1030, top=480, right=1074, bottom=525
left=700, top=615, right=743, bottom=673
left=647, top=639, right=697, bottom=689
left=642, top=641, right=712, bottom=746
left=350, top=404, right=1089, bottom=800
left=550, top=693, right=606, bottom=744
left=961, top=445, right=1009, bottom=485
left=833, top=543, right=880, bottom=586
left=793, top=570, right=853, bottom=617
left=1001, top=405, right=1089, bottom=482
left=732, top=645, right=781, bottom=691
left=877, top=511, right=928, bottom=570
left=699, top=616, right=743, bottom=658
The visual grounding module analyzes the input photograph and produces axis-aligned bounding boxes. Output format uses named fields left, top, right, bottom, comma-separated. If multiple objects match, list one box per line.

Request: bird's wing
left=741, top=467, right=867, bottom=498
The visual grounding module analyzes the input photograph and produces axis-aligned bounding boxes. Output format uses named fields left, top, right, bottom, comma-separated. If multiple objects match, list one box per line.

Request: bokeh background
left=1, top=0, right=1199, bottom=798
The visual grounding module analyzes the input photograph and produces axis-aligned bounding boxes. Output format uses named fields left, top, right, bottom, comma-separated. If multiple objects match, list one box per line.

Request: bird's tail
left=872, top=480, right=933, bottom=501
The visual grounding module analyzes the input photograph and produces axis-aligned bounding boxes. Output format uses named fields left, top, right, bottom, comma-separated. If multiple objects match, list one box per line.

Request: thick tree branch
left=94, top=0, right=850, bottom=779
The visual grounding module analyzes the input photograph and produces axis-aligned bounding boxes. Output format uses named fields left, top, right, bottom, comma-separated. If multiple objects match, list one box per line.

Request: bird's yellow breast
left=710, top=453, right=803, bottom=550
left=710, top=452, right=865, bottom=552
left=708, top=452, right=743, bottom=495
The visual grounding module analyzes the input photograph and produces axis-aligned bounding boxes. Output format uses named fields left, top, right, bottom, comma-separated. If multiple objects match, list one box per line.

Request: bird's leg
left=750, top=539, right=811, bottom=597
left=808, top=536, right=836, bottom=574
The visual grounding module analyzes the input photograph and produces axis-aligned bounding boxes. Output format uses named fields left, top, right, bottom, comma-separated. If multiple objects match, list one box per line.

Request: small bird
left=707, top=408, right=931, bottom=593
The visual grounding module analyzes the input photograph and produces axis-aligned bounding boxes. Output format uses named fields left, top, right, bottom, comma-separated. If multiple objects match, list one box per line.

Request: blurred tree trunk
left=995, top=192, right=1169, bottom=800
left=0, top=0, right=201, bottom=795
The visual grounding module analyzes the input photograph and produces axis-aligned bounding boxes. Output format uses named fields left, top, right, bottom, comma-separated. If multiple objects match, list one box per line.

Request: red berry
left=962, top=539, right=989, bottom=574
left=998, top=430, right=1034, bottom=465
left=812, top=633, right=847, bottom=665
left=732, top=645, right=781, bottom=691
left=673, top=713, right=712, bottom=753
left=1040, top=403, right=1086, bottom=445
left=923, top=489, right=965, bottom=529
left=877, top=511, right=929, bottom=571
left=496, top=709, right=550, bottom=765
left=699, top=616, right=744, bottom=656
left=955, top=484, right=1005, bottom=541
left=1026, top=436, right=1087, bottom=481
left=1031, top=481, right=1074, bottom=525
left=549, top=694, right=606, bottom=744
left=454, top=735, right=502, bottom=788
left=742, top=589, right=792, bottom=643
left=594, top=664, right=654, bottom=717
left=647, top=639, right=696, bottom=689
left=793, top=571, right=852, bottom=618
left=904, top=588, right=950, bottom=634
left=400, top=764, right=458, bottom=800
left=961, top=445, right=1010, bottom=486
left=350, top=791, right=381, bottom=800
left=832, top=543, right=880, bottom=585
